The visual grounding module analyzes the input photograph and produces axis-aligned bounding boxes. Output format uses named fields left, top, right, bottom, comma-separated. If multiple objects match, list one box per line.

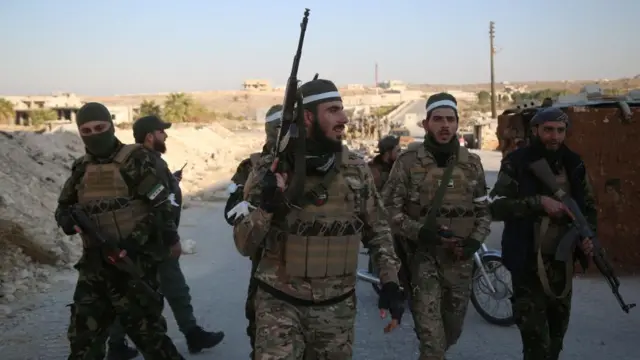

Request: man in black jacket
left=107, top=115, right=224, bottom=359
left=489, top=107, right=596, bottom=360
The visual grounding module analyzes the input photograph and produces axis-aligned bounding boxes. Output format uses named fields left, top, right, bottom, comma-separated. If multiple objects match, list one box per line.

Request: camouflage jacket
left=368, top=155, right=393, bottom=193
left=54, top=141, right=179, bottom=264
left=381, top=145, right=491, bottom=244
left=234, top=150, right=400, bottom=302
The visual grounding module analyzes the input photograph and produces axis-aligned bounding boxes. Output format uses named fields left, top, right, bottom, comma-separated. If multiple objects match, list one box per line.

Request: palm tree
left=138, top=99, right=162, bottom=118
left=162, top=93, right=195, bottom=123
left=0, top=98, right=15, bottom=125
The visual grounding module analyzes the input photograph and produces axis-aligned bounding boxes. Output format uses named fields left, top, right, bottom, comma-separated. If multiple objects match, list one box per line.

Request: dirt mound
left=0, top=124, right=262, bottom=303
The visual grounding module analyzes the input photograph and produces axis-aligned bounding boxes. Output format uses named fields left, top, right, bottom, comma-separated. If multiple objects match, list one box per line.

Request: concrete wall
left=106, top=105, right=135, bottom=124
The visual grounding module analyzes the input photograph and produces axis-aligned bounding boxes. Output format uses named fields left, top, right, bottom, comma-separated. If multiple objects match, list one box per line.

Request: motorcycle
left=356, top=243, right=514, bottom=326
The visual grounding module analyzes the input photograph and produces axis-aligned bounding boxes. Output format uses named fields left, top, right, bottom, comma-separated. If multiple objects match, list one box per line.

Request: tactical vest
left=76, top=144, right=150, bottom=246
left=534, top=168, right=571, bottom=255
left=280, top=150, right=364, bottom=278
left=404, top=145, right=476, bottom=244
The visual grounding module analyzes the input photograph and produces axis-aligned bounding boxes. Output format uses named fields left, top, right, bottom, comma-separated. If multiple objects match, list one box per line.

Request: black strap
left=299, top=153, right=343, bottom=207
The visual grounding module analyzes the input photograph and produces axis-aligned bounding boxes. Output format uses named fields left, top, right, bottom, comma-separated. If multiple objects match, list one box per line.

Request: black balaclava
left=298, top=78, right=343, bottom=173
left=423, top=92, right=460, bottom=167
left=529, top=107, right=571, bottom=173
left=76, top=102, right=117, bottom=158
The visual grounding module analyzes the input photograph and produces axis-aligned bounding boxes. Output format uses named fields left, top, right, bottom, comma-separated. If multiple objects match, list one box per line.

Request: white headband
left=426, top=99, right=457, bottom=113
left=265, top=110, right=282, bottom=123
left=302, top=91, right=341, bottom=105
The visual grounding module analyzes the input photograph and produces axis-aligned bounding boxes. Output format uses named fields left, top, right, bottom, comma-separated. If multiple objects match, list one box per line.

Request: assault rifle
left=172, top=161, right=187, bottom=183
left=271, top=9, right=310, bottom=206
left=69, top=205, right=163, bottom=303
left=529, top=159, right=636, bottom=313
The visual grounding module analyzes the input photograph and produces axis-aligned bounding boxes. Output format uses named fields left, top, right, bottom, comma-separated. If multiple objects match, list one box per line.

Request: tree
left=476, top=90, right=490, bottom=105
left=138, top=99, right=162, bottom=118
left=29, top=108, right=58, bottom=125
left=162, top=93, right=195, bottom=123
left=0, top=98, right=14, bottom=125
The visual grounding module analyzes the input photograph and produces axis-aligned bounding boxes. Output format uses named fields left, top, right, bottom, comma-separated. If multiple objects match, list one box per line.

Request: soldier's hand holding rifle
left=541, top=195, right=594, bottom=256
left=259, top=159, right=288, bottom=213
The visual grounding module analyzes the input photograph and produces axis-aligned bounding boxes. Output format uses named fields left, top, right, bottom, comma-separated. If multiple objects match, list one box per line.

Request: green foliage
left=371, top=104, right=400, bottom=118
left=29, top=108, right=58, bottom=125
left=138, top=99, right=162, bottom=118
left=476, top=90, right=490, bottom=105
left=509, top=89, right=570, bottom=104
left=0, top=98, right=14, bottom=124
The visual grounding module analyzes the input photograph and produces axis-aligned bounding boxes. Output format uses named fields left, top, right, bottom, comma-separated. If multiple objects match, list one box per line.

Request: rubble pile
left=0, top=124, right=262, bottom=303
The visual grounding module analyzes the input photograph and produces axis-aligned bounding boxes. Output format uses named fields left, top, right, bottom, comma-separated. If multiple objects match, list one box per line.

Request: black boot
left=185, top=326, right=225, bottom=354
left=107, top=339, right=139, bottom=360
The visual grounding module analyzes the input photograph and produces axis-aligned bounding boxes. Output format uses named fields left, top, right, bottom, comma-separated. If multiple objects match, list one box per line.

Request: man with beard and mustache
left=224, top=104, right=283, bottom=359
left=106, top=115, right=225, bottom=359
left=382, top=92, right=492, bottom=360
left=54, top=103, right=185, bottom=360
left=233, top=78, right=405, bottom=359
left=489, top=107, right=596, bottom=360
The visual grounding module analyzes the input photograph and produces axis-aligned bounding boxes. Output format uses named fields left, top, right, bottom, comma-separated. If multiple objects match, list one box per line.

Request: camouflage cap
left=530, top=107, right=569, bottom=127
left=264, top=104, right=283, bottom=143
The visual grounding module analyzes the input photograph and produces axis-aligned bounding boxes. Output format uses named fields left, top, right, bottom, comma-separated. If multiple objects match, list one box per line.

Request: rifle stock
left=69, top=205, right=162, bottom=303
left=528, top=159, right=636, bottom=313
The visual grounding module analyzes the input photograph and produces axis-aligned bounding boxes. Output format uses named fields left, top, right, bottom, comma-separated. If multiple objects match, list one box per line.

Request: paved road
left=388, top=99, right=427, bottom=138
left=1, top=151, right=639, bottom=359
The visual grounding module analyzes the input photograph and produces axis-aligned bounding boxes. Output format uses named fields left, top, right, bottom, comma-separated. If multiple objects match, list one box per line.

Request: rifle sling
left=536, top=217, right=573, bottom=299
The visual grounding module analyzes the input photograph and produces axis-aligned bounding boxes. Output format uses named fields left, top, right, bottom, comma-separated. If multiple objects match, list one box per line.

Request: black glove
left=377, top=282, right=405, bottom=324
left=461, top=238, right=482, bottom=259
left=56, top=211, right=77, bottom=236
left=259, top=169, right=285, bottom=213
left=172, top=170, right=183, bottom=182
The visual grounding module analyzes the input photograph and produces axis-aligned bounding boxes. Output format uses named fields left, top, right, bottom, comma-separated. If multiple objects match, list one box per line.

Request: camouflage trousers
left=253, top=287, right=356, bottom=360
left=511, top=257, right=572, bottom=360
left=108, top=256, right=197, bottom=344
left=246, top=252, right=261, bottom=359
left=408, top=255, right=473, bottom=360
left=66, top=266, right=184, bottom=360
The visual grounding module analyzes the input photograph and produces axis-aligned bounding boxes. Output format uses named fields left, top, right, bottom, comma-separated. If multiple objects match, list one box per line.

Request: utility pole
left=375, top=62, right=379, bottom=96
left=489, top=21, right=497, bottom=118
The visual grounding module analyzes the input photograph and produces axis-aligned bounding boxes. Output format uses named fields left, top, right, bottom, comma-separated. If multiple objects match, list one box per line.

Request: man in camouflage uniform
left=106, top=115, right=225, bottom=359
left=368, top=135, right=400, bottom=192
left=54, top=103, right=184, bottom=360
left=382, top=93, right=492, bottom=360
left=489, top=107, right=596, bottom=360
left=234, top=79, right=405, bottom=360
left=225, top=104, right=283, bottom=359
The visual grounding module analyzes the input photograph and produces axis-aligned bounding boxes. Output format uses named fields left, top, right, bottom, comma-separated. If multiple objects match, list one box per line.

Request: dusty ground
left=0, top=150, right=638, bottom=360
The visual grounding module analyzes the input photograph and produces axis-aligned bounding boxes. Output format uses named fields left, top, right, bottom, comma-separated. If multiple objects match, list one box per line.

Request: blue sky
left=1, top=0, right=638, bottom=96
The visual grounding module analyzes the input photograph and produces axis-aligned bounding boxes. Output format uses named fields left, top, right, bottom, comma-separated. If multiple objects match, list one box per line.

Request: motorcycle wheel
left=470, top=253, right=514, bottom=327
left=368, top=255, right=382, bottom=295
